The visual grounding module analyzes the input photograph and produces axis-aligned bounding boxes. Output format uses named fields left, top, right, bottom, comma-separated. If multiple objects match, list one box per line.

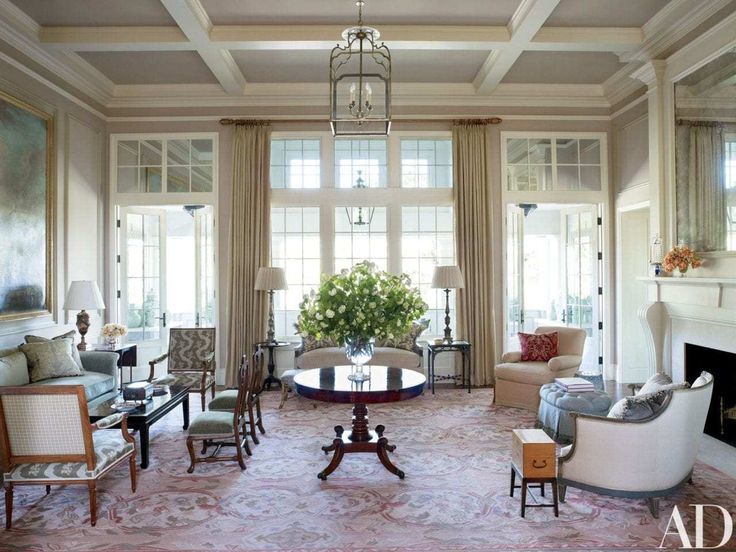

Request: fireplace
left=685, top=343, right=736, bottom=447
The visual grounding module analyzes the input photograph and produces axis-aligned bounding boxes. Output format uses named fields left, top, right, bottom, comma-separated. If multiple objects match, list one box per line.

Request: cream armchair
left=557, top=372, right=713, bottom=518
left=494, top=326, right=586, bottom=411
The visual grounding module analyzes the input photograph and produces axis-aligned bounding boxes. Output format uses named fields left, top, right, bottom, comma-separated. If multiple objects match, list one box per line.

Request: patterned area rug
left=0, top=388, right=733, bottom=551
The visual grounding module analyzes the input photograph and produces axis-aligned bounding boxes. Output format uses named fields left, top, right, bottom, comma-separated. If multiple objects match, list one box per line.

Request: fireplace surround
left=685, top=343, right=736, bottom=447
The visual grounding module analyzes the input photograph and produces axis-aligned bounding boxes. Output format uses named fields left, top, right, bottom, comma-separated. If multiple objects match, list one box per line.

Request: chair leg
left=558, top=483, right=567, bottom=503
left=201, top=439, right=209, bottom=455
left=186, top=437, right=197, bottom=473
left=211, top=384, right=215, bottom=399
left=129, top=452, right=137, bottom=492
left=279, top=383, right=289, bottom=409
left=247, top=402, right=259, bottom=445
left=242, top=423, right=253, bottom=456
left=235, top=431, right=246, bottom=470
left=45, top=485, right=51, bottom=495
left=200, top=392, right=206, bottom=413
left=88, top=481, right=97, bottom=527
left=647, top=497, right=660, bottom=519
left=255, top=397, right=265, bottom=435
left=5, top=485, right=13, bottom=529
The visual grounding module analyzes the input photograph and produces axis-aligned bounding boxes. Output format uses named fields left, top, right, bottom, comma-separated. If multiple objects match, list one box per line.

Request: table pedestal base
left=317, top=403, right=404, bottom=480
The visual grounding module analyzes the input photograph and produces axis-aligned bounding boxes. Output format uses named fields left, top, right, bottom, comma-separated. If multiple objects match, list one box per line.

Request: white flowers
left=338, top=304, right=346, bottom=314
left=328, top=288, right=337, bottom=296
left=101, top=323, right=127, bottom=338
left=325, top=309, right=335, bottom=319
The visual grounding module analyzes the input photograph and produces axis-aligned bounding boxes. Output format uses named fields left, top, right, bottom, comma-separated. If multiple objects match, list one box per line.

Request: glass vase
left=103, top=336, right=118, bottom=349
left=345, top=337, right=374, bottom=382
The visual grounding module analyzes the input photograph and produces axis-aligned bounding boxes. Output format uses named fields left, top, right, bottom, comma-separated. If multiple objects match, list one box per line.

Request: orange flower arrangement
left=662, top=245, right=702, bottom=274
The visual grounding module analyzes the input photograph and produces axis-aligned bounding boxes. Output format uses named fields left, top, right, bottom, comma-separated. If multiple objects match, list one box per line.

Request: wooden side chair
left=148, top=327, right=216, bottom=412
left=185, top=355, right=251, bottom=473
left=0, top=385, right=136, bottom=528
left=209, top=349, right=266, bottom=444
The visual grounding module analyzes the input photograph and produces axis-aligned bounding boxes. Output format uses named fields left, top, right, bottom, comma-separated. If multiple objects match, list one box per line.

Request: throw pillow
left=519, top=331, right=558, bottom=362
left=0, top=351, right=31, bottom=386
left=19, top=339, right=84, bottom=383
left=607, top=389, right=671, bottom=420
left=376, top=319, right=430, bottom=351
left=692, top=371, right=711, bottom=388
left=25, top=331, right=84, bottom=372
left=637, top=372, right=672, bottom=395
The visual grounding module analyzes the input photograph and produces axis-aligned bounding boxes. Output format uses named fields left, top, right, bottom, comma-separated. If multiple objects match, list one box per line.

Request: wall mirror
left=674, top=49, right=736, bottom=252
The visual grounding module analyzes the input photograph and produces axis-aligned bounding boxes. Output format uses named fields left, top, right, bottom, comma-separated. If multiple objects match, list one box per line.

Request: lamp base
left=76, top=310, right=90, bottom=351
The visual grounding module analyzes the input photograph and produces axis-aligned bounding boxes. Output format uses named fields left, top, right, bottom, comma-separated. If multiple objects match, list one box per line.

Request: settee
left=0, top=346, right=119, bottom=404
left=293, top=320, right=429, bottom=372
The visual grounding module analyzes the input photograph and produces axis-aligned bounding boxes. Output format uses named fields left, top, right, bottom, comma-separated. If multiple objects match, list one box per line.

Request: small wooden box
left=511, top=429, right=556, bottom=478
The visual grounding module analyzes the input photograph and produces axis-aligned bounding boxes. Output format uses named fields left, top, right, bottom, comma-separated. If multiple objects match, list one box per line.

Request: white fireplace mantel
left=636, top=277, right=736, bottom=379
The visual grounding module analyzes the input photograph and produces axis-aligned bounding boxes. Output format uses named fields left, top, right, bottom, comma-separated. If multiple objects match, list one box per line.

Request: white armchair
left=557, top=372, right=714, bottom=518
left=494, top=326, right=586, bottom=411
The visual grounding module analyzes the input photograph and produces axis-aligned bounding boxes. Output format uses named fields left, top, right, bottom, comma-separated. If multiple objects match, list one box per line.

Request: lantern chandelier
left=329, top=0, right=391, bottom=136
left=344, top=170, right=375, bottom=226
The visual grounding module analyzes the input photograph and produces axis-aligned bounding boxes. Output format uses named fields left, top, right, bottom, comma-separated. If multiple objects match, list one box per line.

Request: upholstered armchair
left=494, top=326, right=586, bottom=411
left=557, top=372, right=713, bottom=518
left=148, top=327, right=216, bottom=412
left=0, top=385, right=136, bottom=528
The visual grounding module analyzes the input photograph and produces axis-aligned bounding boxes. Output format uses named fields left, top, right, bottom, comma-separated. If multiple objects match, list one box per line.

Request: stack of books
left=554, top=377, right=595, bottom=392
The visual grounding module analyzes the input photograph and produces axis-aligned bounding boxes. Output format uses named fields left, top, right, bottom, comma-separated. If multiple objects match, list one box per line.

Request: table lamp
left=431, top=265, right=464, bottom=344
left=255, top=267, right=288, bottom=344
left=64, top=280, right=105, bottom=351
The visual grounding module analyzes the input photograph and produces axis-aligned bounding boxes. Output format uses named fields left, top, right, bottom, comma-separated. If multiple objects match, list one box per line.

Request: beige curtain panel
left=453, top=122, right=497, bottom=387
left=226, top=123, right=271, bottom=386
left=675, top=121, right=726, bottom=252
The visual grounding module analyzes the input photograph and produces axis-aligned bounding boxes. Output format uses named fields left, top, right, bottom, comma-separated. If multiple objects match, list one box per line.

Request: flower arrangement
left=297, top=261, right=428, bottom=344
left=662, top=245, right=702, bottom=274
left=101, top=323, right=128, bottom=342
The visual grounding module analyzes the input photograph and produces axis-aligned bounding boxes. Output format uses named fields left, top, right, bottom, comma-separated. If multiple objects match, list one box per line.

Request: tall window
left=401, top=206, right=455, bottom=333
left=271, top=139, right=320, bottom=189
left=270, top=133, right=454, bottom=338
left=334, top=207, right=388, bottom=271
left=726, top=136, right=736, bottom=250
left=271, top=207, right=321, bottom=336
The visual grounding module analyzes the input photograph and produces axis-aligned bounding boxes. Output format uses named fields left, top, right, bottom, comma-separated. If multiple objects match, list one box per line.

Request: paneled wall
left=0, top=58, right=106, bottom=348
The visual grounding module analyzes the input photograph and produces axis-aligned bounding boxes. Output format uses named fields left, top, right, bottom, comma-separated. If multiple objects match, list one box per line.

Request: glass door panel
left=196, top=206, right=216, bottom=327
left=506, top=205, right=524, bottom=350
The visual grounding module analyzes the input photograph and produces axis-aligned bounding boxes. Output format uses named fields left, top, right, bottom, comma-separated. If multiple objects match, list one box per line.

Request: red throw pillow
left=518, top=332, right=558, bottom=361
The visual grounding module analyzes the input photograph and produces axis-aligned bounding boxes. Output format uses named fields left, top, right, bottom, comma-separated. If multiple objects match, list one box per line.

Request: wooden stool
left=510, top=429, right=559, bottom=518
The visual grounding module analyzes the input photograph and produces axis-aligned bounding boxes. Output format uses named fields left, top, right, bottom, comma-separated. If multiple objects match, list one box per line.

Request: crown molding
left=602, top=62, right=646, bottom=106
left=631, top=60, right=667, bottom=88
left=623, top=0, right=734, bottom=63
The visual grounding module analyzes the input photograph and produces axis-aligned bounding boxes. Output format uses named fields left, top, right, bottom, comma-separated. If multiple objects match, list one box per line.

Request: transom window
left=270, top=132, right=454, bottom=338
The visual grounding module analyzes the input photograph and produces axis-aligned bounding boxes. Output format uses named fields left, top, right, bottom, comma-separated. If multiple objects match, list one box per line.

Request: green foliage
left=298, top=261, right=428, bottom=343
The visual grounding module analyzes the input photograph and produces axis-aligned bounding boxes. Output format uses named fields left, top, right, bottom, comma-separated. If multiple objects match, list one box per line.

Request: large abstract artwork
left=0, top=90, right=54, bottom=321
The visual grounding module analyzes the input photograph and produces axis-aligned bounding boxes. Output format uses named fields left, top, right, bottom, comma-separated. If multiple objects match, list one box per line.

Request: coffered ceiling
left=0, top=0, right=734, bottom=115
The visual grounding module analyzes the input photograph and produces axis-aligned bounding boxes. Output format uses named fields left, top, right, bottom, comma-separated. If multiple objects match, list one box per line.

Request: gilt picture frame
left=0, top=89, right=55, bottom=322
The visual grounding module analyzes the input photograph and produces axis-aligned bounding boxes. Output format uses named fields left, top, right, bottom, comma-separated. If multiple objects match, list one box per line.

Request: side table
left=254, top=341, right=290, bottom=391
left=92, top=343, right=137, bottom=391
left=427, top=340, right=471, bottom=394
left=510, top=428, right=559, bottom=518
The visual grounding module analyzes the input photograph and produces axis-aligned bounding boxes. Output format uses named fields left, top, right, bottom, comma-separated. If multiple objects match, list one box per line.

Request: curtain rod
left=219, top=117, right=504, bottom=125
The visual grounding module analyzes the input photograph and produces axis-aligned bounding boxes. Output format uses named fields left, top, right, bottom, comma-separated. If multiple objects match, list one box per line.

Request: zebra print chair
left=148, top=328, right=216, bottom=412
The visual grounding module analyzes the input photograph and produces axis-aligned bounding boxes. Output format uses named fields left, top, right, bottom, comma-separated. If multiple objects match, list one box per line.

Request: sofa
left=293, top=320, right=428, bottom=372
left=494, top=326, right=586, bottom=411
left=0, top=346, right=119, bottom=404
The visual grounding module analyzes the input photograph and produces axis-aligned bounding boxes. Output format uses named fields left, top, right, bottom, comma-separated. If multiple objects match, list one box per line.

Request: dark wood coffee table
left=88, top=385, right=189, bottom=469
left=294, top=365, right=426, bottom=480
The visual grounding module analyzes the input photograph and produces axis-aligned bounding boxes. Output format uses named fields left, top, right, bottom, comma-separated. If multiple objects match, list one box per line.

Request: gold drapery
left=453, top=122, right=497, bottom=386
left=226, top=123, right=271, bottom=386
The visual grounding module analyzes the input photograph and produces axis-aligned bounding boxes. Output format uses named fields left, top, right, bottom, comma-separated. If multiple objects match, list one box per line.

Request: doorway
left=506, top=203, right=603, bottom=373
left=116, top=204, right=216, bottom=369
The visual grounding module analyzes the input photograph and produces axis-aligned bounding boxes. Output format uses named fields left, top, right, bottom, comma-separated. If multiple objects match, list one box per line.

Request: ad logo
left=660, top=505, right=734, bottom=549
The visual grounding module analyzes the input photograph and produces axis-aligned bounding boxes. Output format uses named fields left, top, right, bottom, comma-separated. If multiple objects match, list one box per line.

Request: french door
left=505, top=203, right=602, bottom=372
left=117, top=205, right=215, bottom=367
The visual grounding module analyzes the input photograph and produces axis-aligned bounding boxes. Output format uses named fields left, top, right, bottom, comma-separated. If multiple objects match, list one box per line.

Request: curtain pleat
left=226, top=124, right=271, bottom=386
left=452, top=123, right=497, bottom=386
left=676, top=123, right=726, bottom=252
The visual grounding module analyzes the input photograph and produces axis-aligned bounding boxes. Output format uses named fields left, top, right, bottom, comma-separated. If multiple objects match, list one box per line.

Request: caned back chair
left=148, top=327, right=216, bottom=412
left=186, top=355, right=251, bottom=472
left=0, top=386, right=136, bottom=528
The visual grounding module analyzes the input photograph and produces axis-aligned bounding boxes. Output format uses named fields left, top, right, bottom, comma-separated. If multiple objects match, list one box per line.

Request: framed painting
left=0, top=90, right=54, bottom=322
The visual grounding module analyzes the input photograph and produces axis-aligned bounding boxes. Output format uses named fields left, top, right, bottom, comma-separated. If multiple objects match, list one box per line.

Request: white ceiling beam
left=159, top=0, right=246, bottom=95
left=37, top=24, right=641, bottom=53
left=473, top=0, right=561, bottom=95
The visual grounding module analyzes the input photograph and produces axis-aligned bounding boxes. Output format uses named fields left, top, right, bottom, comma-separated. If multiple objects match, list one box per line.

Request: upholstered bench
left=537, top=384, right=612, bottom=443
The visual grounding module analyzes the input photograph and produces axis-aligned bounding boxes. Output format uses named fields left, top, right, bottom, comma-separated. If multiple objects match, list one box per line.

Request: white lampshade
left=431, top=265, right=465, bottom=290
left=254, top=267, right=288, bottom=291
left=64, top=280, right=105, bottom=310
